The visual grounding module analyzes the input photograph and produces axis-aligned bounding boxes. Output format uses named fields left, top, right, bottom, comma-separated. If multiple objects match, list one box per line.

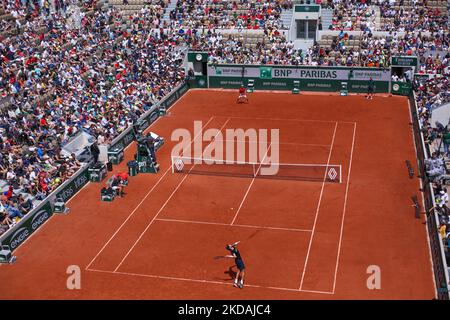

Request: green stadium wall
left=206, top=64, right=391, bottom=93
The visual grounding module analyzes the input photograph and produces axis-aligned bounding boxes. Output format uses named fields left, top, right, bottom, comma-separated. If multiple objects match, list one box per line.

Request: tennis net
left=171, top=156, right=342, bottom=183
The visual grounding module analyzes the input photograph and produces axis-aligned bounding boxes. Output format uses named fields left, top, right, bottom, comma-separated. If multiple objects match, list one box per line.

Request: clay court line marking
left=85, top=116, right=215, bottom=271
left=11, top=110, right=184, bottom=257
left=230, top=143, right=272, bottom=225
left=216, top=115, right=357, bottom=126
left=331, top=122, right=356, bottom=294
left=299, top=121, right=338, bottom=291
left=85, top=167, right=171, bottom=270
left=86, top=268, right=334, bottom=294
left=113, top=173, right=189, bottom=272
left=113, top=118, right=231, bottom=272
left=222, top=115, right=337, bottom=124
left=155, top=217, right=313, bottom=233
left=210, top=139, right=331, bottom=148
left=200, top=88, right=388, bottom=98
left=199, top=88, right=360, bottom=98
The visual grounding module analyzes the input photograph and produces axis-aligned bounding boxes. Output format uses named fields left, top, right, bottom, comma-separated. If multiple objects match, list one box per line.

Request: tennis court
left=0, top=90, right=435, bottom=299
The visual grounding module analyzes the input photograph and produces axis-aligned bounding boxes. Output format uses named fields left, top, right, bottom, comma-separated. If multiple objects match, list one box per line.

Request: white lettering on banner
left=208, top=66, right=390, bottom=81
left=10, top=227, right=29, bottom=249
left=307, top=83, right=332, bottom=88
left=59, top=187, right=74, bottom=201
left=353, top=71, right=383, bottom=80
left=149, top=112, right=158, bottom=123
left=274, top=69, right=293, bottom=77
left=31, top=210, right=50, bottom=230
left=262, top=82, right=287, bottom=86
left=74, top=174, right=88, bottom=189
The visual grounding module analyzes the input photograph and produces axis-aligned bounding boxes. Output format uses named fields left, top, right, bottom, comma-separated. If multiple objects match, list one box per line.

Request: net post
left=339, top=165, right=342, bottom=183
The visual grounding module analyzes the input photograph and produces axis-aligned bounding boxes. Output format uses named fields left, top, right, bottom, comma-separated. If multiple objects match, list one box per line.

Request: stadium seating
left=0, top=0, right=448, bottom=241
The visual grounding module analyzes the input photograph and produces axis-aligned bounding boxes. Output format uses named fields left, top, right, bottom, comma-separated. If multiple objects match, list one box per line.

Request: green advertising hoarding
left=391, top=56, right=418, bottom=67
left=159, top=83, right=189, bottom=110
left=189, top=76, right=207, bottom=88
left=109, top=83, right=188, bottom=152
left=0, top=201, right=53, bottom=252
left=260, top=66, right=273, bottom=79
left=187, top=52, right=209, bottom=63
left=294, top=5, right=320, bottom=12
left=109, top=127, right=135, bottom=153
left=391, top=81, right=412, bottom=96
left=207, top=65, right=391, bottom=93
left=54, top=165, right=90, bottom=203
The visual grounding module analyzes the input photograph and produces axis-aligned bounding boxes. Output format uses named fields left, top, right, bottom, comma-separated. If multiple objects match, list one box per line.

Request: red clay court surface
left=0, top=90, right=436, bottom=299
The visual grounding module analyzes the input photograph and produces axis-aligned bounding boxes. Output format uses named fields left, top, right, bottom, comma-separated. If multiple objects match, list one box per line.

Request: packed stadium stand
left=0, top=0, right=449, bottom=294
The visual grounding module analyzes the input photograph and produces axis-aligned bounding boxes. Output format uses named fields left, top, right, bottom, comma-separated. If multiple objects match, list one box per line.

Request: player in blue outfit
left=224, top=241, right=246, bottom=289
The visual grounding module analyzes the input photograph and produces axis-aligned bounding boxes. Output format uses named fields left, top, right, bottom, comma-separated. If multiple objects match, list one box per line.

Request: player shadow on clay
left=215, top=265, right=237, bottom=281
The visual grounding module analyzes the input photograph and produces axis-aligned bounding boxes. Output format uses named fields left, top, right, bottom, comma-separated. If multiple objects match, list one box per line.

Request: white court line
left=155, top=217, right=312, bottom=233
left=11, top=101, right=194, bottom=258
left=208, top=139, right=331, bottom=148
left=197, top=87, right=364, bottom=99
left=331, top=122, right=356, bottom=294
left=230, top=143, right=272, bottom=225
left=113, top=118, right=231, bottom=272
left=86, top=268, right=334, bottom=294
left=219, top=115, right=337, bottom=124
left=299, top=121, right=338, bottom=290
left=85, top=116, right=215, bottom=270
left=218, top=116, right=357, bottom=126
left=85, top=167, right=171, bottom=270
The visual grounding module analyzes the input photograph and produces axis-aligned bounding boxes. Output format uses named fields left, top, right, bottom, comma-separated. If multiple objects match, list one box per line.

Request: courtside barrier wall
left=0, top=83, right=189, bottom=253
left=206, top=64, right=391, bottom=93
left=108, top=82, right=189, bottom=152
left=409, top=92, right=450, bottom=299
left=0, top=164, right=90, bottom=252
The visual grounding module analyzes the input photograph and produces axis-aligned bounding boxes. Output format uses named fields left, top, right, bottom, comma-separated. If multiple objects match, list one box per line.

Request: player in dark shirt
left=224, top=241, right=246, bottom=288
left=366, top=77, right=374, bottom=100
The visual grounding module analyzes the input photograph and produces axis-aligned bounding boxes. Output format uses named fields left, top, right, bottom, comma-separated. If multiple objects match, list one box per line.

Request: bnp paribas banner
left=210, top=65, right=390, bottom=81
left=208, top=64, right=391, bottom=93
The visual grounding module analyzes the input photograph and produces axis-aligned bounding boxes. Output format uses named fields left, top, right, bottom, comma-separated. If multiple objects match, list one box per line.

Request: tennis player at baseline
left=224, top=241, right=246, bottom=289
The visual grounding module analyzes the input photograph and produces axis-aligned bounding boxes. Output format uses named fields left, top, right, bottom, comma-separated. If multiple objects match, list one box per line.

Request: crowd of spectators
left=167, top=0, right=291, bottom=30
left=325, top=0, right=377, bottom=32
left=322, top=0, right=448, bottom=33
left=412, top=35, right=450, bottom=254
left=0, top=0, right=186, bottom=233
left=0, top=0, right=449, bottom=251
left=123, top=0, right=167, bottom=29
left=184, top=27, right=448, bottom=69
left=379, top=0, right=448, bottom=32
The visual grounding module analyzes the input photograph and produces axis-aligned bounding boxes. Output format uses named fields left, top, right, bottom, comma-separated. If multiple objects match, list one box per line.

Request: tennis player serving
left=223, top=241, right=246, bottom=288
